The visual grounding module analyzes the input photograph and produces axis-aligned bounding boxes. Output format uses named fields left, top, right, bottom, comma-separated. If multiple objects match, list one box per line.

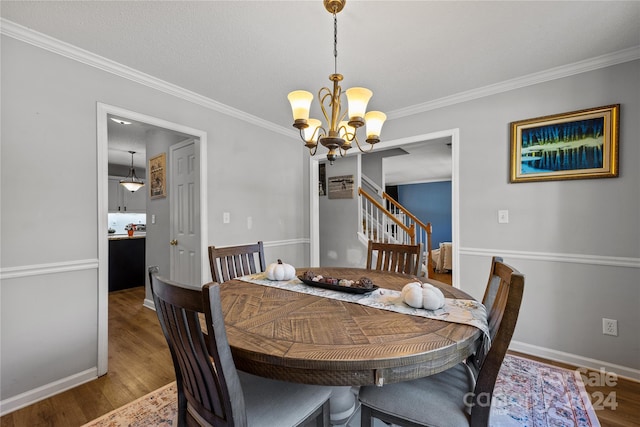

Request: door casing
left=96, top=103, right=208, bottom=375
left=309, top=128, right=460, bottom=287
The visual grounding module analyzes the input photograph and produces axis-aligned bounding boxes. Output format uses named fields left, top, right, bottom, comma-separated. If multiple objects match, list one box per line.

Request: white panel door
left=170, top=139, right=200, bottom=287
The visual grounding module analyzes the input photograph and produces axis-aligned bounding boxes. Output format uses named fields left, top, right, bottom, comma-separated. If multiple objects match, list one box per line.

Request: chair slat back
left=471, top=259, right=525, bottom=426
left=366, top=241, right=423, bottom=276
left=208, top=241, right=266, bottom=283
left=481, top=256, right=503, bottom=316
left=150, top=273, right=245, bottom=426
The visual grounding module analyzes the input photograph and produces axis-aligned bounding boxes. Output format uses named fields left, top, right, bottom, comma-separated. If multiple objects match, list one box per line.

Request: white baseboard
left=143, top=298, right=156, bottom=311
left=0, top=368, right=98, bottom=416
left=510, top=340, right=640, bottom=382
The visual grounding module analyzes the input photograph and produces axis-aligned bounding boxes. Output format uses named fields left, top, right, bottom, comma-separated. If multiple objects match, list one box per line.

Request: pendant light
left=120, top=151, right=145, bottom=192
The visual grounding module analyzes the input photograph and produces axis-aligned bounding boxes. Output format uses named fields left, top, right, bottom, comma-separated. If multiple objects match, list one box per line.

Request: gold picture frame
left=149, top=153, right=167, bottom=199
left=510, top=104, right=619, bottom=183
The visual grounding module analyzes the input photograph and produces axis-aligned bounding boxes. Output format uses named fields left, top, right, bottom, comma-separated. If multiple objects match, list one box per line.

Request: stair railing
left=358, top=187, right=435, bottom=278
left=382, top=192, right=434, bottom=277
left=359, top=187, right=415, bottom=245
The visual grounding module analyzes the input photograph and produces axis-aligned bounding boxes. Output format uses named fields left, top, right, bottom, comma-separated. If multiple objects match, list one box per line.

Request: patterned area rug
left=81, top=355, right=600, bottom=426
left=81, top=382, right=177, bottom=427
left=490, top=355, right=600, bottom=426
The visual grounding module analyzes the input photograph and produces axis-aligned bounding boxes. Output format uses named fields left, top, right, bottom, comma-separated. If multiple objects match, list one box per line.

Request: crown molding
left=3, top=18, right=639, bottom=127
left=0, top=18, right=297, bottom=139
left=387, top=45, right=640, bottom=120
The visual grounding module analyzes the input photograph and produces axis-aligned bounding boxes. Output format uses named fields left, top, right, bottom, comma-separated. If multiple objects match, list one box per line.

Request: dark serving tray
left=298, top=276, right=378, bottom=294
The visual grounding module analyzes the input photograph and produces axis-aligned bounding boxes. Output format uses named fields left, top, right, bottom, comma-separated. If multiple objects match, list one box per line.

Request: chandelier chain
left=333, top=10, right=338, bottom=75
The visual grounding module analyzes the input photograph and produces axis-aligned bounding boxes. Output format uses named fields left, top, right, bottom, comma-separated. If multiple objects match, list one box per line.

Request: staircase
left=358, top=182, right=434, bottom=278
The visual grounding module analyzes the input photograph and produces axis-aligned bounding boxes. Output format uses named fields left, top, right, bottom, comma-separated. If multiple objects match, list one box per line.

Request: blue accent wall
left=397, top=181, right=452, bottom=249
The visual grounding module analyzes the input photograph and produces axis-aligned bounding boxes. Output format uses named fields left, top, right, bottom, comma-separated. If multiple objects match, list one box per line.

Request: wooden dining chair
left=358, top=258, right=525, bottom=427
left=481, top=256, right=504, bottom=314
left=366, top=240, right=424, bottom=276
left=208, top=241, right=265, bottom=283
left=149, top=271, right=331, bottom=427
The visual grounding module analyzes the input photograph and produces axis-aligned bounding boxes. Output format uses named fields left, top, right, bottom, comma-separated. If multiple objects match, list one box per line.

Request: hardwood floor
left=2, top=285, right=638, bottom=426
left=431, top=270, right=452, bottom=285
left=0, top=287, right=175, bottom=427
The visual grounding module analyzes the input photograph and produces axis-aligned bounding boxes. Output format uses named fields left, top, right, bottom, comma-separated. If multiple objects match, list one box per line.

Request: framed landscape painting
left=510, top=104, right=619, bottom=183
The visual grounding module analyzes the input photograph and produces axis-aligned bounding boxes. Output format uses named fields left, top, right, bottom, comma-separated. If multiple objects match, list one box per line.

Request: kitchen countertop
left=108, top=232, right=146, bottom=240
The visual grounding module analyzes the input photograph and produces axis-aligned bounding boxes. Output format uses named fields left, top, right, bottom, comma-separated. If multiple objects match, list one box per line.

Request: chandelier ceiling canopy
left=287, top=0, right=386, bottom=164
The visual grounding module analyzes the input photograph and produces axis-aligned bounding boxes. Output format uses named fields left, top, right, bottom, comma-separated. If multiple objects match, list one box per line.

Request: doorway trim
left=309, top=128, right=460, bottom=287
left=96, top=102, right=208, bottom=375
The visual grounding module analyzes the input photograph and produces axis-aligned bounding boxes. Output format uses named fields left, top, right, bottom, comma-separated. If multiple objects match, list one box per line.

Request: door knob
left=170, top=239, right=178, bottom=246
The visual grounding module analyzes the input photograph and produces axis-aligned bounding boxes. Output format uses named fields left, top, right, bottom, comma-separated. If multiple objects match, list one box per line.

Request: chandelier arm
left=351, top=134, right=376, bottom=153
left=318, top=87, right=333, bottom=125
left=338, top=108, right=348, bottom=129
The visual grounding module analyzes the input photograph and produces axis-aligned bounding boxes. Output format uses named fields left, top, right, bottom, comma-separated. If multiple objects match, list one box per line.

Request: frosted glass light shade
left=303, top=118, right=322, bottom=142
left=288, top=90, right=313, bottom=121
left=120, top=180, right=144, bottom=192
left=365, top=111, right=387, bottom=139
left=345, top=87, right=372, bottom=119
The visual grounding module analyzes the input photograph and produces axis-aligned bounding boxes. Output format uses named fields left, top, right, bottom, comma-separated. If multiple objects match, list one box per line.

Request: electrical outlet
left=603, top=318, right=618, bottom=336
left=223, top=212, right=230, bottom=224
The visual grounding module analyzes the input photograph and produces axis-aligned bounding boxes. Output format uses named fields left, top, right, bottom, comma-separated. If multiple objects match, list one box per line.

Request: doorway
left=309, top=128, right=460, bottom=286
left=97, top=103, right=208, bottom=375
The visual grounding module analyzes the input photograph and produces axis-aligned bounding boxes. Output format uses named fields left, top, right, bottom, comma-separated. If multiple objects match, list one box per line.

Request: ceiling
left=107, top=116, right=153, bottom=169
left=3, top=1, right=639, bottom=180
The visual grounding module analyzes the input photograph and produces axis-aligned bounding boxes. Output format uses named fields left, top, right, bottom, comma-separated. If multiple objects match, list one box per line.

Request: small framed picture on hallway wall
left=510, top=104, right=619, bottom=183
left=149, top=153, right=167, bottom=199
left=328, top=175, right=354, bottom=199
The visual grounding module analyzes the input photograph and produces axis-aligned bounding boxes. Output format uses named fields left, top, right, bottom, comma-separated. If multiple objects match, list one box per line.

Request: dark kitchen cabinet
left=108, top=237, right=145, bottom=292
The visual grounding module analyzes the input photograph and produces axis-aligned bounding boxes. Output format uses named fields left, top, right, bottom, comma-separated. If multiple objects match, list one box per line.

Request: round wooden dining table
left=219, top=267, right=483, bottom=387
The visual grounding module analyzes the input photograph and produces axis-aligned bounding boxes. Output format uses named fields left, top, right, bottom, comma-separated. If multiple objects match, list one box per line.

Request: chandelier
left=287, top=0, right=386, bottom=164
left=120, top=151, right=145, bottom=192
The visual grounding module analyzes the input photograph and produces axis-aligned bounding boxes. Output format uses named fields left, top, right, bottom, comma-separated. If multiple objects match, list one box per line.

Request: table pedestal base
left=329, top=386, right=357, bottom=425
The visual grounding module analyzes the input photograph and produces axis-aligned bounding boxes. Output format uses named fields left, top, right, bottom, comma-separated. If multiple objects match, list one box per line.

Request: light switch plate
left=498, top=210, right=509, bottom=223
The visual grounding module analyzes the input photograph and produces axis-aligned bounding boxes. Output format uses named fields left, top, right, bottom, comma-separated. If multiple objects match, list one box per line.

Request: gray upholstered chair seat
left=188, top=371, right=331, bottom=427
left=358, top=363, right=473, bottom=427
left=239, top=371, right=332, bottom=427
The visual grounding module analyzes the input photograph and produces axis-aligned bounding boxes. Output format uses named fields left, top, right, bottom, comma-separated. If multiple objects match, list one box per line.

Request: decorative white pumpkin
left=404, top=286, right=424, bottom=308
left=401, top=281, right=445, bottom=310
left=401, top=282, right=422, bottom=299
left=266, top=259, right=296, bottom=281
left=422, top=286, right=445, bottom=310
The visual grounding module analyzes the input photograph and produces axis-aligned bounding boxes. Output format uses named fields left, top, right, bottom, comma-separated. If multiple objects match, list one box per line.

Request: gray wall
left=0, top=34, right=309, bottom=407
left=328, top=60, right=640, bottom=372
left=319, top=157, right=364, bottom=267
